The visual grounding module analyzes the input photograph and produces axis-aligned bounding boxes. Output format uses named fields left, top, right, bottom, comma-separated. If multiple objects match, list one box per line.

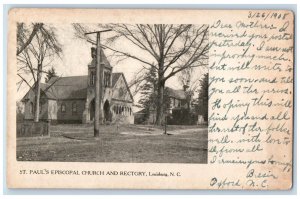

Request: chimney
left=183, top=80, right=190, bottom=91
left=183, top=85, right=189, bottom=91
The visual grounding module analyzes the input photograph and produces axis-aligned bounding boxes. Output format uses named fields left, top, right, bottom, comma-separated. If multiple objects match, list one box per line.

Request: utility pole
left=85, top=29, right=112, bottom=137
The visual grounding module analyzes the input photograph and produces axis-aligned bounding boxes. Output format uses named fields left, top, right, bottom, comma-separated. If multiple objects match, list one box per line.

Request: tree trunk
left=155, top=77, right=165, bottom=125
left=155, top=45, right=166, bottom=126
left=34, top=64, right=42, bottom=122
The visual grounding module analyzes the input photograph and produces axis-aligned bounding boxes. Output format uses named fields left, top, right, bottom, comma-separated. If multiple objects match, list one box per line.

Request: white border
left=1, top=1, right=298, bottom=198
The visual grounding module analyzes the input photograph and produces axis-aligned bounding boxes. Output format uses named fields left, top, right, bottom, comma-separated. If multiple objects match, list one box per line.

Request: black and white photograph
left=16, top=22, right=209, bottom=163
left=6, top=7, right=295, bottom=191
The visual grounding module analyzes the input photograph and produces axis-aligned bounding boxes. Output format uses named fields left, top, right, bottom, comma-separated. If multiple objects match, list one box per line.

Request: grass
left=17, top=124, right=208, bottom=163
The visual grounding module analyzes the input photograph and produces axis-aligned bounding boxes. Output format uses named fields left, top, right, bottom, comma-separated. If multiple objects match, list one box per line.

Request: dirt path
left=120, top=127, right=208, bottom=136
left=167, top=127, right=208, bottom=135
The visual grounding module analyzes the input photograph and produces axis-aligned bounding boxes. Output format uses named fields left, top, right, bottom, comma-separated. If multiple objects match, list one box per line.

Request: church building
left=22, top=48, right=134, bottom=124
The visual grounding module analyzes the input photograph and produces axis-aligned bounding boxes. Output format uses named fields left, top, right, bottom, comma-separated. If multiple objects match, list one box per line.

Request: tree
left=197, top=73, right=208, bottom=121
left=178, top=67, right=192, bottom=90
left=177, top=66, right=204, bottom=93
left=17, top=23, right=43, bottom=56
left=138, top=65, right=157, bottom=122
left=45, top=67, right=58, bottom=83
left=17, top=23, right=62, bottom=122
left=73, top=23, right=209, bottom=125
left=177, top=66, right=208, bottom=112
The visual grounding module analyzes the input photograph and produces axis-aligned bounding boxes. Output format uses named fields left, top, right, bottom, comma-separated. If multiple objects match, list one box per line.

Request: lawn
left=17, top=124, right=208, bottom=163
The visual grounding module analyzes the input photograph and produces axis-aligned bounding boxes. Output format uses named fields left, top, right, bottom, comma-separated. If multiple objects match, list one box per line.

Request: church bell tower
left=88, top=47, right=112, bottom=89
left=85, top=47, right=113, bottom=124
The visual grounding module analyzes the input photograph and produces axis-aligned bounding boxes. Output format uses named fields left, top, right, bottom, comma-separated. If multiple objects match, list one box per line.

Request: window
left=29, top=102, right=34, bottom=114
left=104, top=72, right=111, bottom=87
left=61, top=103, right=66, bottom=113
left=90, top=71, right=95, bottom=86
left=104, top=72, right=107, bottom=87
left=72, top=102, right=77, bottom=114
left=39, top=102, right=42, bottom=114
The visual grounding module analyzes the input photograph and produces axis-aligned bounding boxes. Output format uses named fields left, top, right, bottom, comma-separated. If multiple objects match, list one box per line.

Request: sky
left=17, top=23, right=207, bottom=108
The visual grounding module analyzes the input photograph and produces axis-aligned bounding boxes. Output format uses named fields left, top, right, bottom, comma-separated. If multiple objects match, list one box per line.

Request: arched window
left=72, top=102, right=77, bottom=114
left=104, top=72, right=111, bottom=87
left=39, top=102, right=42, bottom=114
left=29, top=102, right=34, bottom=114
left=90, top=71, right=95, bottom=86
left=61, top=103, right=66, bottom=113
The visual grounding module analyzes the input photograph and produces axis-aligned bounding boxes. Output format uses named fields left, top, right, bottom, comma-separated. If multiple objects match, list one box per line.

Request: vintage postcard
left=7, top=9, right=294, bottom=189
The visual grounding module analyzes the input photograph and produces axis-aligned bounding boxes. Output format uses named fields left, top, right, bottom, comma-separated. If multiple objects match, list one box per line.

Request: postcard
left=7, top=8, right=294, bottom=189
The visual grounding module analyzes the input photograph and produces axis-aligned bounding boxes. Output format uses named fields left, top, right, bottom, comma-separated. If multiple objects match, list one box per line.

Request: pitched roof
left=165, top=87, right=187, bottom=100
left=44, top=76, right=88, bottom=99
left=112, top=73, right=122, bottom=87
left=111, top=72, right=134, bottom=103
left=23, top=73, right=127, bottom=100
left=89, top=48, right=112, bottom=68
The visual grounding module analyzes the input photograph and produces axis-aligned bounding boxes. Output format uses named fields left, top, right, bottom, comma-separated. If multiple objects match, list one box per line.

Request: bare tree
left=177, top=65, right=208, bottom=94
left=73, top=23, right=209, bottom=125
left=178, top=67, right=192, bottom=88
left=17, top=23, right=62, bottom=122
left=17, top=23, right=43, bottom=56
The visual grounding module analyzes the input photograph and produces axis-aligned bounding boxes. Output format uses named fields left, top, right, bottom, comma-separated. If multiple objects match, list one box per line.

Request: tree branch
left=17, top=74, right=33, bottom=89
left=17, top=23, right=43, bottom=56
left=101, top=43, right=157, bottom=69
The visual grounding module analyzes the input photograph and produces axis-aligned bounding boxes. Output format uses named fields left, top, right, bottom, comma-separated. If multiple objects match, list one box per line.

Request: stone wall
left=17, top=121, right=49, bottom=137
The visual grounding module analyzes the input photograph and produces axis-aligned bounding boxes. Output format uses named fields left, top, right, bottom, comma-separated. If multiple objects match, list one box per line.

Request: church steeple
left=88, top=47, right=112, bottom=88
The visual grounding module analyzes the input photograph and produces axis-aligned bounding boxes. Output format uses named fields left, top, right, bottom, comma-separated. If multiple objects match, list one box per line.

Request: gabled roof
left=43, top=76, right=88, bottom=99
left=22, top=73, right=130, bottom=101
left=112, top=73, right=134, bottom=103
left=22, top=82, right=59, bottom=101
left=112, top=73, right=122, bottom=87
left=165, top=87, right=187, bottom=100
